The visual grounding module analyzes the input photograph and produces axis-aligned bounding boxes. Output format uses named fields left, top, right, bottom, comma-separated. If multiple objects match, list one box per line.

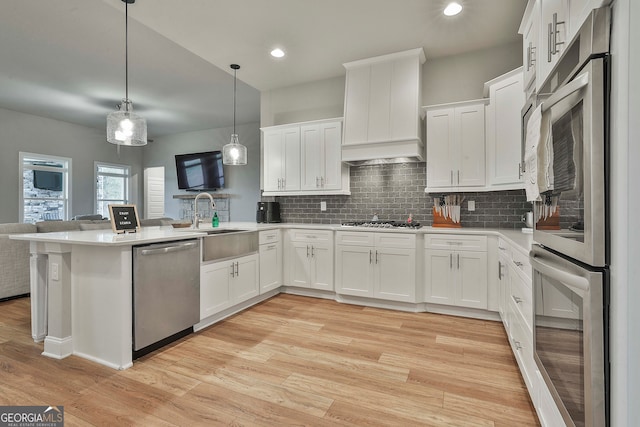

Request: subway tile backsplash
left=267, top=163, right=533, bottom=229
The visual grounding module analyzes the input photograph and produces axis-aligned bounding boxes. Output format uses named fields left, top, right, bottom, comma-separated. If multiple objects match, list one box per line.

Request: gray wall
left=260, top=42, right=522, bottom=127
left=142, top=122, right=261, bottom=222
left=0, top=107, right=143, bottom=223
left=276, top=163, right=531, bottom=228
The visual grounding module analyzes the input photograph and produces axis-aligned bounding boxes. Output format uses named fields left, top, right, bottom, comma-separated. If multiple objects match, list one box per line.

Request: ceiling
left=0, top=0, right=526, bottom=139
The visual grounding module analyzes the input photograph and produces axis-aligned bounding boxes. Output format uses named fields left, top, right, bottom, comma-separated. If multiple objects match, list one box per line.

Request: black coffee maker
left=256, top=202, right=281, bottom=223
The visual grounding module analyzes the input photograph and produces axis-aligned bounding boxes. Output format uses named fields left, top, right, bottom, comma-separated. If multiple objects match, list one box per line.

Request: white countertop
left=11, top=221, right=534, bottom=254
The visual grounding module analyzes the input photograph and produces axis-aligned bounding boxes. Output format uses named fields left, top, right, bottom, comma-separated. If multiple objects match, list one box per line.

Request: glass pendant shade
left=107, top=99, right=147, bottom=146
left=223, top=134, right=247, bottom=165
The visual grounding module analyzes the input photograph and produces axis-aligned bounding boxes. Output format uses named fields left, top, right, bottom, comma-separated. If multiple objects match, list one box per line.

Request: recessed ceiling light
left=443, top=2, right=463, bottom=16
left=270, top=48, right=285, bottom=58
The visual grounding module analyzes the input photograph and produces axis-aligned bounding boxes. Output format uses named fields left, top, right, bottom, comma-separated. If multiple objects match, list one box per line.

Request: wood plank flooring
left=0, top=294, right=539, bottom=426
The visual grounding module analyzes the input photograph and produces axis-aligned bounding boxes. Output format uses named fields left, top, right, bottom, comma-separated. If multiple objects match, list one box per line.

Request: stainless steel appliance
left=256, top=201, right=281, bottom=223
left=531, top=7, right=610, bottom=427
left=133, top=239, right=200, bottom=357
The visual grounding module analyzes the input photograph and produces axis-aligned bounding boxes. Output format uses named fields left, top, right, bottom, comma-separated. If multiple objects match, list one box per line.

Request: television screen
left=33, top=170, right=63, bottom=191
left=175, top=151, right=224, bottom=190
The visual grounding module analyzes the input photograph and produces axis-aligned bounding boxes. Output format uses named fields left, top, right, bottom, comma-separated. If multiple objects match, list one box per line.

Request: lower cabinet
left=200, top=254, right=259, bottom=320
left=335, top=232, right=416, bottom=302
left=423, top=234, right=488, bottom=309
left=285, top=229, right=333, bottom=290
left=259, top=230, right=282, bottom=293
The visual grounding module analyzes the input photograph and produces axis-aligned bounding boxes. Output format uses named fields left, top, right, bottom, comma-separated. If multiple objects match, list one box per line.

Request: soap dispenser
left=212, top=212, right=219, bottom=228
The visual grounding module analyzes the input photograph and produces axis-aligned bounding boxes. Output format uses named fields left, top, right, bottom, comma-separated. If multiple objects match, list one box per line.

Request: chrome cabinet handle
left=529, top=42, right=536, bottom=69
left=512, top=339, right=522, bottom=351
left=457, top=253, right=460, bottom=269
left=369, top=250, right=372, bottom=264
left=513, top=296, right=522, bottom=304
left=266, top=244, right=276, bottom=250
left=457, top=170, right=460, bottom=185
left=527, top=45, right=531, bottom=71
left=230, top=263, right=235, bottom=277
left=375, top=250, right=378, bottom=264
left=450, top=253, right=453, bottom=269
left=235, top=261, right=239, bottom=276
left=450, top=170, right=453, bottom=185
left=321, top=176, right=324, bottom=187
left=548, top=22, right=553, bottom=62
left=514, top=261, right=524, bottom=267
left=316, top=177, right=319, bottom=187
left=311, top=245, right=315, bottom=258
left=518, top=163, right=523, bottom=179
left=307, top=245, right=310, bottom=257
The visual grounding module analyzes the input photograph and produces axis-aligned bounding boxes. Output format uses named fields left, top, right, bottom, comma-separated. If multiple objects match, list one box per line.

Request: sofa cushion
left=0, top=223, right=35, bottom=300
left=79, top=222, right=112, bottom=231
left=0, top=223, right=37, bottom=235
left=36, top=220, right=84, bottom=233
left=139, top=217, right=174, bottom=227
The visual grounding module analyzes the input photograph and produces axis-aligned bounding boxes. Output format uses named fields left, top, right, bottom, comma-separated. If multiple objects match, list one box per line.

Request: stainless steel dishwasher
left=132, top=239, right=200, bottom=357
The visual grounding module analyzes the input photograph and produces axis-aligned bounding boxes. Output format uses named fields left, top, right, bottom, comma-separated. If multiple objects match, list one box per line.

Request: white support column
left=41, top=243, right=73, bottom=359
left=29, top=242, right=48, bottom=342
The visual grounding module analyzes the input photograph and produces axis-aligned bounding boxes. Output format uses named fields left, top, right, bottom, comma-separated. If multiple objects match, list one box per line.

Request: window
left=20, top=152, right=72, bottom=224
left=95, top=162, right=130, bottom=219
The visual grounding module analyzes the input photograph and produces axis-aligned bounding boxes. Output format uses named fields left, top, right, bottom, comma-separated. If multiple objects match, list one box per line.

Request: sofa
left=0, top=217, right=176, bottom=301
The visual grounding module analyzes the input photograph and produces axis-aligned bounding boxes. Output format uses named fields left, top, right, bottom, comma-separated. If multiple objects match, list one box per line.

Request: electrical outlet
left=51, top=262, right=59, bottom=281
left=468, top=200, right=476, bottom=211
left=320, top=201, right=327, bottom=212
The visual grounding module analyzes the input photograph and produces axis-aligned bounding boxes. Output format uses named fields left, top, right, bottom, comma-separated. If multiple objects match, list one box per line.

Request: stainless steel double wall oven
left=528, top=7, right=610, bottom=427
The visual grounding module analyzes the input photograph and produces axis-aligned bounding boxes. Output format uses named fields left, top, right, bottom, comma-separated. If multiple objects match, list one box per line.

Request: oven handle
left=541, top=72, right=589, bottom=113
left=530, top=253, right=589, bottom=292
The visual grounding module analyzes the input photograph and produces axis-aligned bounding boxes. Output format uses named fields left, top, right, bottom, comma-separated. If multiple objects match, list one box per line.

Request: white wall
left=142, top=122, right=261, bottom=222
left=610, top=0, right=640, bottom=424
left=0, top=107, right=143, bottom=223
left=260, top=42, right=522, bottom=127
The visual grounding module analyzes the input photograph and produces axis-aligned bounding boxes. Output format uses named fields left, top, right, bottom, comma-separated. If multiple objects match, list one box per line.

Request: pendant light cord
left=125, top=2, right=129, bottom=102
left=233, top=67, right=236, bottom=135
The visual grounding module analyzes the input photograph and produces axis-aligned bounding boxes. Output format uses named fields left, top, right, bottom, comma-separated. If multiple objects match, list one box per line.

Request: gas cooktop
left=341, top=220, right=422, bottom=229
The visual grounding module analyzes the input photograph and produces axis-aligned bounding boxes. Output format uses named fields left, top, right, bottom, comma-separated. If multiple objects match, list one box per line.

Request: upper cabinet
left=342, top=48, right=426, bottom=163
left=484, top=68, right=526, bottom=189
left=262, top=118, right=350, bottom=196
left=519, top=0, right=540, bottom=94
left=539, top=0, right=569, bottom=91
left=424, top=100, right=488, bottom=191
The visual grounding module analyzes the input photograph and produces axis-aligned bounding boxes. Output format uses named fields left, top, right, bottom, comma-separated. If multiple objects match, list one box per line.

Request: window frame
left=94, top=161, right=131, bottom=219
left=19, top=152, right=72, bottom=223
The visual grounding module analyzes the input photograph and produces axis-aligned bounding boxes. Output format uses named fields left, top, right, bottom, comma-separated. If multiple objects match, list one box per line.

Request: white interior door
left=144, top=166, right=165, bottom=219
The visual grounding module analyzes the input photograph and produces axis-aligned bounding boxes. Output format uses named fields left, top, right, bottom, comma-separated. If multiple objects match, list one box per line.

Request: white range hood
left=341, top=48, right=426, bottom=165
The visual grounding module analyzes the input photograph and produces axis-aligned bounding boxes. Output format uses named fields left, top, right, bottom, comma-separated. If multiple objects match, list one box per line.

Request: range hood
left=341, top=138, right=425, bottom=166
left=341, top=48, right=426, bottom=165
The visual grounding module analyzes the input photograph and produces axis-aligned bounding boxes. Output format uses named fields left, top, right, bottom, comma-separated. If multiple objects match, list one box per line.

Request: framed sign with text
left=108, top=204, right=141, bottom=234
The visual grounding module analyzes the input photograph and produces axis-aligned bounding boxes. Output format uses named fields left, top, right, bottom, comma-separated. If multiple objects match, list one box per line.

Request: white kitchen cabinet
left=538, top=0, right=569, bottom=91
left=263, top=126, right=301, bottom=192
left=568, top=0, right=608, bottom=44
left=424, top=100, right=487, bottom=191
left=520, top=0, right=541, bottom=93
left=342, top=48, right=426, bottom=162
left=423, top=234, right=488, bottom=309
left=200, top=253, right=259, bottom=320
left=336, top=232, right=416, bottom=302
left=300, top=121, right=343, bottom=191
left=262, top=119, right=349, bottom=196
left=485, top=68, right=526, bottom=189
left=259, top=230, right=282, bottom=293
left=285, top=230, right=333, bottom=291
left=497, top=240, right=512, bottom=330
left=535, top=370, right=566, bottom=427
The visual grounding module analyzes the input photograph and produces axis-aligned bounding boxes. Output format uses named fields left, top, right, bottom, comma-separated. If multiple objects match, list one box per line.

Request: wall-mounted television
left=175, top=150, right=224, bottom=191
left=33, top=170, right=63, bottom=191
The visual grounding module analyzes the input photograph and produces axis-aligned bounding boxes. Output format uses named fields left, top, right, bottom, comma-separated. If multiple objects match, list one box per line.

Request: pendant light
left=222, top=64, right=247, bottom=165
left=106, top=0, right=147, bottom=146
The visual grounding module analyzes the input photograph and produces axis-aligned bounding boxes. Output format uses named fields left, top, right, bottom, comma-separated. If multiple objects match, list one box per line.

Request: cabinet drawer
left=511, top=248, right=532, bottom=281
left=510, top=270, right=533, bottom=331
left=259, top=229, right=280, bottom=245
left=335, top=231, right=375, bottom=246
left=288, top=229, right=332, bottom=242
left=509, top=310, right=536, bottom=398
left=374, top=233, right=416, bottom=249
left=497, top=238, right=512, bottom=258
left=424, top=234, right=487, bottom=251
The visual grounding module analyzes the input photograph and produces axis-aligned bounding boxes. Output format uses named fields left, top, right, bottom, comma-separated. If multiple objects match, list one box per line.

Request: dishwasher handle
left=139, top=241, right=199, bottom=256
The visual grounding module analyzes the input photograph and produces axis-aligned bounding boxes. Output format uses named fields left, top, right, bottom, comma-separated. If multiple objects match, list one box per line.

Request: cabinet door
left=288, top=241, right=311, bottom=288
left=232, top=255, right=259, bottom=304
left=282, top=127, right=301, bottom=191
left=455, top=104, right=486, bottom=187
left=375, top=247, right=416, bottom=302
left=200, top=261, right=232, bottom=319
left=368, top=61, right=392, bottom=143
left=424, top=249, right=455, bottom=305
left=335, top=245, right=374, bottom=297
left=522, top=1, right=540, bottom=91
left=498, top=255, right=512, bottom=328
left=486, top=71, right=525, bottom=186
left=319, top=121, right=343, bottom=190
left=259, top=242, right=281, bottom=293
left=310, top=243, right=333, bottom=291
left=343, top=66, right=371, bottom=145
left=456, top=251, right=488, bottom=309
left=426, top=108, right=455, bottom=188
left=263, top=130, right=283, bottom=191
left=539, top=0, right=569, bottom=90
left=300, top=125, right=322, bottom=191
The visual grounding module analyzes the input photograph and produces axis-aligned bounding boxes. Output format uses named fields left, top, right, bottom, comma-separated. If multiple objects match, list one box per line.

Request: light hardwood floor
left=0, top=294, right=539, bottom=426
